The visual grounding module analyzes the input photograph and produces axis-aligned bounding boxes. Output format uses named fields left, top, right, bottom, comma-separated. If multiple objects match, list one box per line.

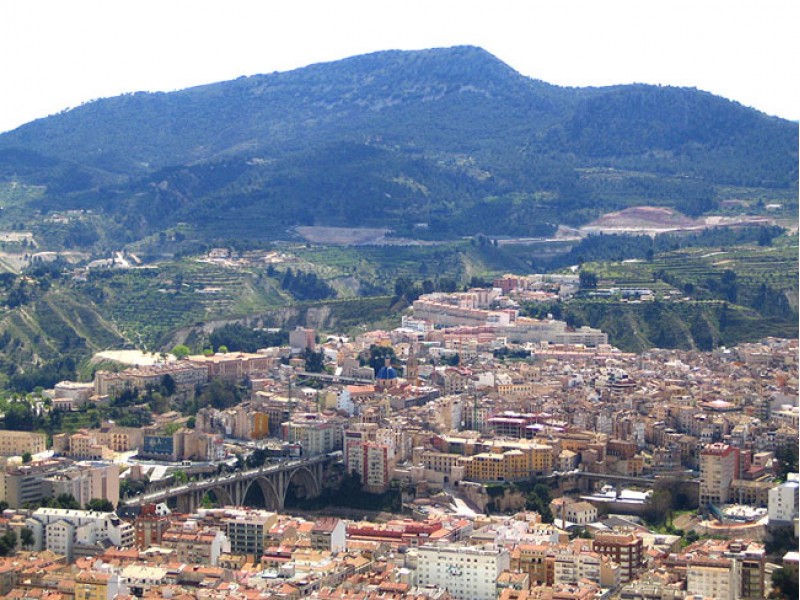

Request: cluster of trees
left=285, top=471, right=400, bottom=512
left=520, top=301, right=562, bottom=320
left=0, top=520, right=34, bottom=554
left=776, top=444, right=799, bottom=481
left=1, top=401, right=39, bottom=431
left=642, top=478, right=694, bottom=527
left=245, top=448, right=270, bottom=469
left=392, top=275, right=457, bottom=304
left=271, top=267, right=335, bottom=302
left=539, top=226, right=785, bottom=271
left=524, top=483, right=553, bottom=522
left=770, top=562, right=798, bottom=599
left=1, top=259, right=72, bottom=310
left=656, top=265, right=796, bottom=321
left=706, top=269, right=738, bottom=303
left=208, top=323, right=289, bottom=353
left=578, top=271, right=598, bottom=289
left=61, top=220, right=100, bottom=248
left=196, top=378, right=243, bottom=411
left=7, top=357, right=77, bottom=394
left=303, top=348, right=325, bottom=373
left=105, top=375, right=246, bottom=418
left=1, top=399, right=142, bottom=436
left=493, top=347, right=530, bottom=360
left=0, top=531, right=18, bottom=556
left=362, top=345, right=401, bottom=376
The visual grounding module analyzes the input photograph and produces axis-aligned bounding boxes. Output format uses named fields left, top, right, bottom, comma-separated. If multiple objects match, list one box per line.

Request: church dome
left=376, top=365, right=399, bottom=380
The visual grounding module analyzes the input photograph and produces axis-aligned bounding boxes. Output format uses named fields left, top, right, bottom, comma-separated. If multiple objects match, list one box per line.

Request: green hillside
left=0, top=46, right=794, bottom=248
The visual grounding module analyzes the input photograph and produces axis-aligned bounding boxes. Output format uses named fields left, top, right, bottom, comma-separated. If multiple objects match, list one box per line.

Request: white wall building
left=416, top=543, right=510, bottom=600
left=768, top=478, right=799, bottom=524
left=26, top=507, right=134, bottom=561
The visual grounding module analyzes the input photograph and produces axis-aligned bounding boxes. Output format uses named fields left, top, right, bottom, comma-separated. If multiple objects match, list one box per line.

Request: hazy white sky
left=1, top=0, right=798, bottom=134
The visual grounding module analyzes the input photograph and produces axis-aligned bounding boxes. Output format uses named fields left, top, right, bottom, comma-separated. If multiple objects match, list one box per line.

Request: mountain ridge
left=0, top=45, right=796, bottom=248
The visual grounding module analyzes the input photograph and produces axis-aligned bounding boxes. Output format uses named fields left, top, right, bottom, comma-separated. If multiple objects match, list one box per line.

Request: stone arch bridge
left=122, top=454, right=340, bottom=514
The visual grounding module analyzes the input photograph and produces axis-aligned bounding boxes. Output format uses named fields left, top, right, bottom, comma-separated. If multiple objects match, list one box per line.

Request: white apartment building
left=416, top=543, right=510, bottom=600
left=768, top=478, right=799, bottom=524
left=25, top=507, right=134, bottom=561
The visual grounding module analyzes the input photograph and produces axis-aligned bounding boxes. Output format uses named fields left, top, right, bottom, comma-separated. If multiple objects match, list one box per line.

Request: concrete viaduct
left=122, top=454, right=340, bottom=514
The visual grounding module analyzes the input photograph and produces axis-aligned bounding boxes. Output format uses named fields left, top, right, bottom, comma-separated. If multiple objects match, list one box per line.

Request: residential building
left=134, top=504, right=171, bottom=549
left=289, top=327, right=316, bottom=352
left=283, top=413, right=344, bottom=456
left=186, top=352, right=274, bottom=382
left=550, top=498, right=598, bottom=526
left=43, top=462, right=119, bottom=508
left=346, top=441, right=392, bottom=493
left=224, top=511, right=278, bottom=558
left=592, top=532, right=644, bottom=583
left=686, top=556, right=738, bottom=600
left=769, top=478, right=799, bottom=524
left=94, top=362, right=208, bottom=398
left=139, top=428, right=223, bottom=462
left=53, top=381, right=95, bottom=411
left=552, top=544, right=619, bottom=588
left=510, top=544, right=553, bottom=586
left=416, top=543, right=510, bottom=600
left=161, top=523, right=230, bottom=566
left=25, top=507, right=134, bottom=562
left=120, top=565, right=168, bottom=597
left=310, top=518, right=346, bottom=553
left=1, top=459, right=70, bottom=508
left=699, top=443, right=739, bottom=505
left=0, top=431, right=47, bottom=457
left=74, top=570, right=126, bottom=600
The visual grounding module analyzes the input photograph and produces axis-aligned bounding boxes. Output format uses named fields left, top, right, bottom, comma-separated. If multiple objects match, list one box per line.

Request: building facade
left=416, top=543, right=510, bottom=600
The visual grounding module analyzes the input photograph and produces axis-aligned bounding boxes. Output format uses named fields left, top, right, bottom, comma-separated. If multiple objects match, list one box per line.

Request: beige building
left=186, top=352, right=275, bottom=382
left=94, top=362, right=208, bottom=398
left=53, top=381, right=95, bottom=410
left=686, top=557, right=738, bottom=600
left=40, top=462, right=120, bottom=508
left=53, top=425, right=143, bottom=459
left=553, top=544, right=619, bottom=588
left=284, top=414, right=344, bottom=456
left=160, top=525, right=229, bottom=566
left=224, top=511, right=278, bottom=558
left=0, top=431, right=47, bottom=457
left=1, top=459, right=69, bottom=508
left=550, top=497, right=598, bottom=526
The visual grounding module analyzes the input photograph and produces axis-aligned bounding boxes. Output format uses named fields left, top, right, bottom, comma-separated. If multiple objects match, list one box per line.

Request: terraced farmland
left=80, top=261, right=293, bottom=349
left=569, top=238, right=798, bottom=351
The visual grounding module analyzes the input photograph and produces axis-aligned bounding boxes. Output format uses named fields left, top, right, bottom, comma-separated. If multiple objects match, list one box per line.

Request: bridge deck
left=122, top=454, right=336, bottom=507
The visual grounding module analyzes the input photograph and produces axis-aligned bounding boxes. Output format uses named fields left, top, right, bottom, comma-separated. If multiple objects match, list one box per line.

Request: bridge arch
left=243, top=476, right=283, bottom=510
left=207, top=485, right=234, bottom=507
left=285, top=466, right=320, bottom=502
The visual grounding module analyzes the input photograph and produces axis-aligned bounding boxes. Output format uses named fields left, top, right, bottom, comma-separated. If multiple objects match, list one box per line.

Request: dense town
left=0, top=278, right=798, bottom=600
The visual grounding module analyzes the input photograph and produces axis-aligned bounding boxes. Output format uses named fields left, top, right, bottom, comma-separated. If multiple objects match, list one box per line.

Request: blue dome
left=376, top=365, right=399, bottom=380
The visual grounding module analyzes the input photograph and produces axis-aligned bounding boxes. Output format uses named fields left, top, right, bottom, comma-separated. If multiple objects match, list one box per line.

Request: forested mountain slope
left=0, top=46, right=795, bottom=246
